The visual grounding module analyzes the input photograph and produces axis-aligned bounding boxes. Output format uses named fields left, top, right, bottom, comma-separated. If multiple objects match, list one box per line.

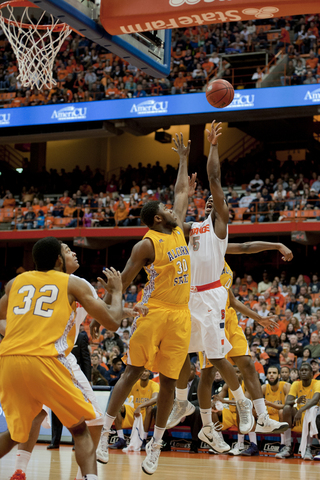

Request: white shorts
left=188, top=286, right=231, bottom=359
left=42, top=353, right=104, bottom=428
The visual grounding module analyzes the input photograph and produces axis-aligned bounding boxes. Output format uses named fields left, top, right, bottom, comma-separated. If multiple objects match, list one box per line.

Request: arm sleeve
left=288, top=382, right=298, bottom=397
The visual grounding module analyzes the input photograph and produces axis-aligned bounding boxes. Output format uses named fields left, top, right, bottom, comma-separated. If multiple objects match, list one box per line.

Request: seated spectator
left=125, top=284, right=138, bottom=303
left=124, top=201, right=141, bottom=226
left=306, top=188, right=320, bottom=209
left=101, top=329, right=124, bottom=357
left=3, top=192, right=16, bottom=208
left=114, top=198, right=128, bottom=226
left=310, top=275, right=320, bottom=294
left=117, top=318, right=132, bottom=338
left=265, top=335, right=282, bottom=369
left=289, top=334, right=303, bottom=358
left=251, top=197, right=268, bottom=223
left=105, top=356, right=125, bottom=386
left=289, top=368, right=299, bottom=384
left=186, top=201, right=198, bottom=222
left=303, top=69, right=317, bottom=84
left=311, top=359, right=320, bottom=380
left=91, top=352, right=108, bottom=381
left=258, top=272, right=272, bottom=294
left=305, top=332, right=320, bottom=358
left=239, top=188, right=253, bottom=208
left=24, top=206, right=36, bottom=229
left=228, top=190, right=239, bottom=208
left=280, top=342, right=296, bottom=369
left=281, top=60, right=295, bottom=86
left=98, top=206, right=115, bottom=227
left=14, top=207, right=24, bottom=230
left=276, top=363, right=320, bottom=460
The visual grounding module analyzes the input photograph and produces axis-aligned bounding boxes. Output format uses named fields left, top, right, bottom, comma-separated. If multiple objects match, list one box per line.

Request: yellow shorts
left=122, top=404, right=147, bottom=429
left=225, top=307, right=250, bottom=364
left=222, top=408, right=238, bottom=430
left=127, top=300, right=191, bottom=380
left=0, top=355, right=96, bottom=443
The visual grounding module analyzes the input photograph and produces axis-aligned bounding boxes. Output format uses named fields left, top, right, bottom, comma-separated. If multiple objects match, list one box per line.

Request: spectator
left=91, top=352, right=108, bottom=381
left=239, top=188, right=253, bottom=208
left=305, top=332, right=320, bottom=358
left=114, top=198, right=128, bottom=226
left=101, top=330, right=124, bottom=356
left=105, top=356, right=125, bottom=386
left=125, top=285, right=138, bottom=303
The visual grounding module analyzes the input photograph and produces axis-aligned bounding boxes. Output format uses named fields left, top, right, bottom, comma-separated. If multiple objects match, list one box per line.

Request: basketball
left=206, top=79, right=234, bottom=108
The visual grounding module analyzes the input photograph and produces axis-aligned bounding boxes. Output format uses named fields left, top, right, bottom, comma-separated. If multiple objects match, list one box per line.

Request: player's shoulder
left=71, top=274, right=97, bottom=298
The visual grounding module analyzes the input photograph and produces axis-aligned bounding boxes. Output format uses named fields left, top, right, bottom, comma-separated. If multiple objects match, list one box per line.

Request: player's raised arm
left=69, top=268, right=123, bottom=331
left=172, top=133, right=191, bottom=230
left=226, top=241, right=293, bottom=261
left=206, top=121, right=229, bottom=237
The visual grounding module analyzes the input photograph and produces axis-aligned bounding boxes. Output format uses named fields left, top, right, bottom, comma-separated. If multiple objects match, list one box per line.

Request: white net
left=0, top=5, right=72, bottom=89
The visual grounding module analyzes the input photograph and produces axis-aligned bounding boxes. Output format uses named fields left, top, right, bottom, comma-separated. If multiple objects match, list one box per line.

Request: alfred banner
left=100, top=0, right=319, bottom=35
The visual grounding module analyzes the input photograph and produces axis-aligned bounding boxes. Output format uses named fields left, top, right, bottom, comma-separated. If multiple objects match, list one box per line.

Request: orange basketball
left=206, top=79, right=234, bottom=108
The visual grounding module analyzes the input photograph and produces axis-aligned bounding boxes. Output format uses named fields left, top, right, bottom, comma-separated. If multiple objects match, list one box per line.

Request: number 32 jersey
left=189, top=215, right=228, bottom=287
left=0, top=270, right=76, bottom=358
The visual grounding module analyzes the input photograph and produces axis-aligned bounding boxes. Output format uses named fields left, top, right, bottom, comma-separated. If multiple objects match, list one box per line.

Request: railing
left=0, top=145, right=24, bottom=169
left=220, top=135, right=260, bottom=163
left=2, top=199, right=320, bottom=231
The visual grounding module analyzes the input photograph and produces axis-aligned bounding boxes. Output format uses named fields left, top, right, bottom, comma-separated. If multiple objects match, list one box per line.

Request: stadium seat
left=53, top=217, right=70, bottom=227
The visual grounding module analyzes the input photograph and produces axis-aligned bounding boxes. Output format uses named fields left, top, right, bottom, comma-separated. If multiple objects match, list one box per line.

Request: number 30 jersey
left=0, top=270, right=76, bottom=358
left=189, top=215, right=228, bottom=287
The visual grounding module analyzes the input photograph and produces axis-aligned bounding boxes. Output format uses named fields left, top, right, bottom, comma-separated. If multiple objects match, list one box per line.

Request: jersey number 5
left=13, top=285, right=59, bottom=318
left=192, top=235, right=200, bottom=251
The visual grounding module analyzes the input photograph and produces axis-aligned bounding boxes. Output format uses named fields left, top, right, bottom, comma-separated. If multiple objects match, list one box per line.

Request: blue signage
left=0, top=85, right=319, bottom=128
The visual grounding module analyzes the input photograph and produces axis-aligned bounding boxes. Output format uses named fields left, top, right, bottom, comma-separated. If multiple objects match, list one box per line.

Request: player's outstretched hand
left=188, top=173, right=197, bottom=197
left=279, top=244, right=293, bottom=261
left=172, top=133, right=191, bottom=157
left=257, top=315, right=278, bottom=331
left=99, top=267, right=122, bottom=293
left=133, top=303, right=149, bottom=317
left=206, top=120, right=222, bottom=146
left=90, top=319, right=101, bottom=339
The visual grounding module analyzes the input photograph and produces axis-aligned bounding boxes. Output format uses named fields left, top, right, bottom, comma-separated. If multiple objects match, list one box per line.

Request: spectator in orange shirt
left=171, top=71, right=185, bottom=94
left=275, top=27, right=291, bottom=53
left=105, top=82, right=120, bottom=99
left=306, top=50, right=319, bottom=72
left=114, top=198, right=128, bottom=226
left=32, top=198, right=41, bottom=214
left=59, top=191, right=71, bottom=205
left=279, top=342, right=295, bottom=369
left=193, top=190, right=205, bottom=210
left=243, top=274, right=258, bottom=291
left=3, top=192, right=15, bottom=208
left=64, top=199, right=76, bottom=218
left=270, top=286, right=285, bottom=309
left=238, top=284, right=248, bottom=299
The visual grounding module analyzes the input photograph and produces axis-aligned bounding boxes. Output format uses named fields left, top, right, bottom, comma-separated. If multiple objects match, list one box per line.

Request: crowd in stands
left=0, top=13, right=319, bottom=108
left=0, top=155, right=319, bottom=228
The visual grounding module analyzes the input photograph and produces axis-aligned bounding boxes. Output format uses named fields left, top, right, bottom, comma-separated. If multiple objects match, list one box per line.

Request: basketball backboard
left=33, top=0, right=171, bottom=78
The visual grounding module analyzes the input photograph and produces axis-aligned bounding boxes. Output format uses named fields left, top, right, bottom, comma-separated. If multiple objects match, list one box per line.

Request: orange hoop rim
left=0, top=0, right=73, bottom=32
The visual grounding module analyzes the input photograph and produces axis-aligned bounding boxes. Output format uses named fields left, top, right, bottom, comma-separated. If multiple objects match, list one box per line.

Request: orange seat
left=233, top=207, right=247, bottom=221
left=3, top=207, right=14, bottom=219
left=267, top=32, right=280, bottom=41
left=300, top=210, right=317, bottom=218
left=53, top=217, right=69, bottom=227
left=0, top=209, right=4, bottom=222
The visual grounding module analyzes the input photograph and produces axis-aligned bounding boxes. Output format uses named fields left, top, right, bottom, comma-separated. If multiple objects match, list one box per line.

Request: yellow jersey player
left=0, top=237, right=125, bottom=480
left=94, top=133, right=192, bottom=475
left=276, top=363, right=320, bottom=460
left=111, top=369, right=159, bottom=450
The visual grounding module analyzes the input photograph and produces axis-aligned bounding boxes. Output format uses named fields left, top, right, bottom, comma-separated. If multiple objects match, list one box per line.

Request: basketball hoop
left=0, top=0, right=73, bottom=89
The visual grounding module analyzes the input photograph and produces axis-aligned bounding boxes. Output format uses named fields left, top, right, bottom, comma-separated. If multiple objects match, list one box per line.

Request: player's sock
left=230, top=386, right=246, bottom=402
left=15, top=450, right=31, bottom=473
left=200, top=408, right=212, bottom=427
left=83, top=475, right=98, bottom=480
left=283, top=428, right=291, bottom=446
left=153, top=426, right=166, bottom=443
left=238, top=434, right=245, bottom=446
left=117, top=429, right=124, bottom=440
left=76, top=466, right=82, bottom=479
left=253, top=398, right=267, bottom=416
left=175, top=388, right=188, bottom=401
left=307, top=434, right=312, bottom=447
left=248, top=432, right=257, bottom=444
left=280, top=434, right=285, bottom=444
left=104, top=413, right=116, bottom=431
left=143, top=432, right=148, bottom=440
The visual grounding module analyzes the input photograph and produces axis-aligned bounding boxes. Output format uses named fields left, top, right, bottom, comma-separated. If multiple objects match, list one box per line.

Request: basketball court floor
left=0, top=445, right=318, bottom=480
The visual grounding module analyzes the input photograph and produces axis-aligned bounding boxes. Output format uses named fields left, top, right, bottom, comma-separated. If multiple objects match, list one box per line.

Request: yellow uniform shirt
left=221, top=260, right=233, bottom=308
left=289, top=379, right=320, bottom=410
left=142, top=226, right=190, bottom=306
left=0, top=270, right=76, bottom=357
left=129, top=379, right=160, bottom=410
left=265, top=381, right=287, bottom=417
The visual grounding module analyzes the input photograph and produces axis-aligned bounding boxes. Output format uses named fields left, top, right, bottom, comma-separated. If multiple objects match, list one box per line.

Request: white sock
left=153, top=426, right=166, bottom=443
left=104, top=413, right=116, bottom=431
left=143, top=432, right=148, bottom=440
left=117, top=429, right=124, bottom=440
left=280, top=433, right=285, bottom=444
left=230, top=386, right=245, bottom=402
left=83, top=475, right=98, bottom=480
left=283, top=428, right=291, bottom=446
left=15, top=450, right=31, bottom=473
left=200, top=408, right=212, bottom=427
left=238, top=434, right=245, bottom=446
left=76, top=466, right=82, bottom=480
left=176, top=388, right=188, bottom=401
left=249, top=432, right=257, bottom=444
left=253, top=398, right=267, bottom=417
left=307, top=434, right=312, bottom=447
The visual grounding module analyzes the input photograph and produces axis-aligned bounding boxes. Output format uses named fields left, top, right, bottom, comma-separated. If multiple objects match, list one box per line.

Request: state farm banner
left=100, top=0, right=319, bottom=35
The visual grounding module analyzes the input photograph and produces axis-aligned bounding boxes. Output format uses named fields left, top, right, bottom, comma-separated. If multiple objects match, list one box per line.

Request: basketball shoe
left=303, top=446, right=313, bottom=461
left=96, top=428, right=110, bottom=464
left=228, top=442, right=248, bottom=456
left=141, top=437, right=162, bottom=475
left=10, top=470, right=26, bottom=480
left=241, top=442, right=259, bottom=456
left=198, top=424, right=230, bottom=453
left=255, top=412, right=289, bottom=434
left=236, top=398, right=254, bottom=434
left=166, top=399, right=195, bottom=429
left=275, top=445, right=293, bottom=459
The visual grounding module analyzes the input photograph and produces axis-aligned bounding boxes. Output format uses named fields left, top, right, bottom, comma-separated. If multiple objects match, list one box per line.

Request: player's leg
left=166, top=355, right=195, bottom=428
left=197, top=361, right=230, bottom=453
left=0, top=431, right=17, bottom=458
left=110, top=406, right=129, bottom=450
left=233, top=355, right=289, bottom=434
left=69, top=421, right=97, bottom=477
left=275, top=405, right=295, bottom=459
left=11, top=409, right=47, bottom=479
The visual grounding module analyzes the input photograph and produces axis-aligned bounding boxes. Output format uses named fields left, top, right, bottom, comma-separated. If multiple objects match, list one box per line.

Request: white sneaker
left=236, top=398, right=255, bottom=434
left=166, top=399, right=195, bottom=429
left=228, top=442, right=247, bottom=456
left=255, top=412, right=289, bottom=434
left=141, top=437, right=162, bottom=475
left=198, top=424, right=230, bottom=453
left=303, top=446, right=313, bottom=461
left=96, top=428, right=110, bottom=464
left=275, top=445, right=293, bottom=459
